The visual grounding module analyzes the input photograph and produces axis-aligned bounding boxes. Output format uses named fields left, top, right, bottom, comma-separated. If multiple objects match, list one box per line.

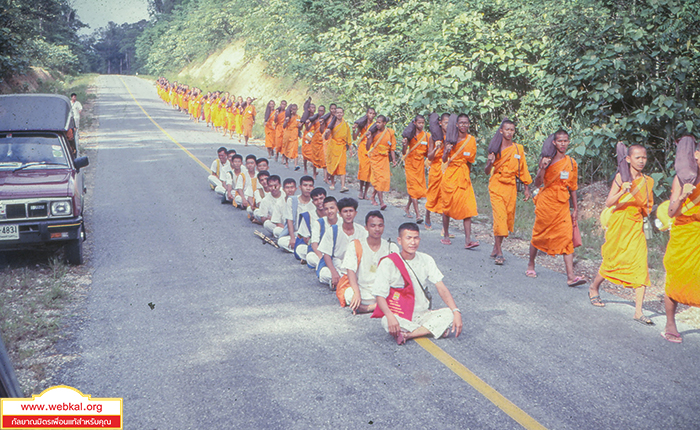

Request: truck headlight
left=50, top=201, right=72, bottom=216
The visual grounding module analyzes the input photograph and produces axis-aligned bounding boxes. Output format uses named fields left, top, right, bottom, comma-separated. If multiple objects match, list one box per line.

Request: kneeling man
left=372, top=222, right=463, bottom=344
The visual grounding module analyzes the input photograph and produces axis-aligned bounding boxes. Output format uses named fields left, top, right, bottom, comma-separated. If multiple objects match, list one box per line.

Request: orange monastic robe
left=302, top=122, right=318, bottom=162
left=664, top=183, right=700, bottom=307
left=243, top=105, right=256, bottom=138
left=283, top=114, right=300, bottom=159
left=425, top=144, right=444, bottom=214
left=264, top=112, right=276, bottom=148
left=599, top=175, right=654, bottom=288
left=275, top=111, right=286, bottom=153
left=215, top=101, right=226, bottom=128
left=488, top=143, right=532, bottom=237
left=311, top=123, right=326, bottom=169
left=368, top=128, right=397, bottom=192
left=235, top=106, right=244, bottom=135
left=531, top=155, right=579, bottom=255
left=441, top=135, right=478, bottom=220
left=204, top=98, right=212, bottom=124
left=226, top=105, right=235, bottom=132
left=404, top=130, right=430, bottom=200
left=327, top=120, right=352, bottom=176
left=357, top=121, right=374, bottom=182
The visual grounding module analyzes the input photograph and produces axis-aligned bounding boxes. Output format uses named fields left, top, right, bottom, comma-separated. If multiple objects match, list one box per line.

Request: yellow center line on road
left=118, top=77, right=211, bottom=173
left=119, top=75, right=547, bottom=430
left=415, top=338, right=547, bottom=430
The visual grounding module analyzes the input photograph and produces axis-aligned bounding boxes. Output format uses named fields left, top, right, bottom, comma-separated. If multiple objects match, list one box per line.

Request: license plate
left=0, top=224, right=19, bottom=240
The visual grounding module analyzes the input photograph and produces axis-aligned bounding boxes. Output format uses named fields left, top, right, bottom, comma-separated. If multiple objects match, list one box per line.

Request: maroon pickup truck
left=0, top=94, right=89, bottom=264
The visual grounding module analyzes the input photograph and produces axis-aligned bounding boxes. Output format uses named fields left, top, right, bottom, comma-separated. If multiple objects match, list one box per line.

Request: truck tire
left=65, top=226, right=84, bottom=265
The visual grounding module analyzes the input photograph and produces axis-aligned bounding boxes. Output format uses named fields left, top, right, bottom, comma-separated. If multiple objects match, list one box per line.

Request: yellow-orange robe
left=488, top=143, right=532, bottom=237
left=264, top=112, right=276, bottom=148
left=243, top=105, right=256, bottom=138
left=441, top=135, right=478, bottom=220
left=235, top=106, right=244, bottom=134
left=227, top=105, right=235, bottom=132
left=368, top=128, right=396, bottom=192
left=425, top=144, right=444, bottom=214
left=357, top=121, right=374, bottom=182
left=404, top=130, right=430, bottom=200
left=215, top=101, right=226, bottom=128
left=311, top=123, right=326, bottom=169
left=599, top=175, right=654, bottom=288
left=275, top=111, right=286, bottom=153
left=302, top=122, right=318, bottom=162
left=531, top=155, right=579, bottom=255
left=327, top=120, right=351, bottom=176
left=283, top=114, right=300, bottom=159
left=664, top=183, right=700, bottom=307
left=204, top=98, right=212, bottom=124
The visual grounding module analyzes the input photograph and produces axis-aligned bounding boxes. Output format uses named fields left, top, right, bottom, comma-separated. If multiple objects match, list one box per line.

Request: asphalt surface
left=60, top=75, right=700, bottom=429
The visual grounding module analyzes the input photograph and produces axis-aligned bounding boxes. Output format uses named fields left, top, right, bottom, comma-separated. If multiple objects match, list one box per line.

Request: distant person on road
left=401, top=114, right=429, bottom=223
left=274, top=101, right=288, bottom=163
left=588, top=144, right=655, bottom=325
left=366, top=115, right=397, bottom=210
left=208, top=147, right=230, bottom=191
left=70, top=93, right=83, bottom=131
left=242, top=97, right=256, bottom=146
left=484, top=119, right=533, bottom=265
left=424, top=113, right=449, bottom=231
left=264, top=100, right=276, bottom=157
left=336, top=211, right=399, bottom=314
left=353, top=107, right=376, bottom=201
left=324, top=106, right=352, bottom=192
left=662, top=137, right=700, bottom=343
left=526, top=130, right=585, bottom=286
left=372, top=222, right=463, bottom=345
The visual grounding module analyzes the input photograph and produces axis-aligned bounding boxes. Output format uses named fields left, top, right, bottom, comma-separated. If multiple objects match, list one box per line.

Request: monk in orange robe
left=440, top=114, right=478, bottom=248
left=484, top=120, right=532, bottom=264
left=282, top=103, right=300, bottom=166
left=225, top=98, right=235, bottom=138
left=425, top=113, right=449, bottom=229
left=274, top=100, right=287, bottom=163
left=588, top=145, right=654, bottom=324
left=324, top=106, right=351, bottom=191
left=366, top=115, right=396, bottom=210
left=309, top=106, right=327, bottom=175
left=235, top=96, right=245, bottom=141
left=242, top=97, right=256, bottom=146
left=203, top=93, right=212, bottom=127
left=301, top=102, right=317, bottom=174
left=263, top=100, right=276, bottom=156
left=402, top=115, right=429, bottom=222
left=527, top=129, right=585, bottom=286
left=353, top=108, right=376, bottom=200
left=662, top=139, right=700, bottom=343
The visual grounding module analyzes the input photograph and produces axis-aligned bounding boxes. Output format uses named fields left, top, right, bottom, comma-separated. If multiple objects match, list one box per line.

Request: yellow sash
left=441, top=137, right=471, bottom=174
left=367, top=128, right=389, bottom=155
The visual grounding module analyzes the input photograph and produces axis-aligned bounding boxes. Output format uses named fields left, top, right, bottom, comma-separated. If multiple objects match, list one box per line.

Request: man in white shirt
left=295, top=187, right=327, bottom=261
left=278, top=176, right=316, bottom=253
left=372, top=222, right=463, bottom=345
left=253, top=175, right=286, bottom=236
left=222, top=154, right=244, bottom=205
left=317, top=197, right=368, bottom=288
left=338, top=210, right=399, bottom=314
left=304, top=196, right=338, bottom=270
left=208, top=147, right=229, bottom=190
left=70, top=93, right=83, bottom=130
left=247, top=171, right=270, bottom=219
left=237, top=154, right=260, bottom=209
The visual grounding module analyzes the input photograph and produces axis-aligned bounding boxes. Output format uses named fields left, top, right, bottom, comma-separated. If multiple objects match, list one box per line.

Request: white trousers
left=277, top=236, right=293, bottom=252
left=209, top=176, right=223, bottom=190
left=263, top=221, right=283, bottom=237
left=381, top=308, right=454, bottom=338
left=306, top=252, right=320, bottom=268
left=344, top=288, right=377, bottom=306
left=295, top=243, right=309, bottom=260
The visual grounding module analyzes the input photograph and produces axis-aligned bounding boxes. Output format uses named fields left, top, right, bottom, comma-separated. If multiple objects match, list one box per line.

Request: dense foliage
left=135, top=0, right=700, bottom=192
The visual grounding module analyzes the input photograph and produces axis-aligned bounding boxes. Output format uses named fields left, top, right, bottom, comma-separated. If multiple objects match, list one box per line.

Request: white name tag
left=420, top=141, right=427, bottom=145
left=464, top=152, right=471, bottom=156
left=514, top=154, right=521, bottom=159
left=560, top=171, right=570, bottom=180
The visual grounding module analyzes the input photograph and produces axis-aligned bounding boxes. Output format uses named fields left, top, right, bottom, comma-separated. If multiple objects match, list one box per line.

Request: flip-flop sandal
left=633, top=315, right=655, bottom=326
left=588, top=294, right=605, bottom=307
left=440, top=238, right=452, bottom=245
left=403, top=213, right=413, bottom=218
left=380, top=205, right=387, bottom=211
left=660, top=331, right=682, bottom=343
left=416, top=218, right=424, bottom=224
left=465, top=241, right=480, bottom=250
left=424, top=223, right=432, bottom=230
left=525, top=270, right=537, bottom=278
left=441, top=232, right=455, bottom=238
left=494, top=255, right=505, bottom=265
left=371, top=201, right=379, bottom=206
left=567, top=276, right=587, bottom=287
left=340, top=187, right=349, bottom=193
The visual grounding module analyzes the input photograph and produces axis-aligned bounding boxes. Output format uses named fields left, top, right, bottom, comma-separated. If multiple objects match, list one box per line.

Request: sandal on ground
left=424, top=221, right=432, bottom=230
left=525, top=270, right=537, bottom=278
left=567, top=276, right=586, bottom=287
left=403, top=213, right=413, bottom=218
left=416, top=218, right=424, bottom=224
left=329, top=185, right=335, bottom=190
left=465, top=241, right=480, bottom=250
left=440, top=238, right=452, bottom=245
left=441, top=232, right=455, bottom=238
left=494, top=255, right=505, bottom=265
left=660, top=331, right=682, bottom=343
left=588, top=294, right=605, bottom=307
left=380, top=204, right=387, bottom=211
left=633, top=315, right=655, bottom=326
left=340, top=187, right=349, bottom=193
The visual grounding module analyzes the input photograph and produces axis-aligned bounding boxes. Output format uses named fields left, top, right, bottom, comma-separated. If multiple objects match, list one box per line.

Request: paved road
left=60, top=75, right=700, bottom=429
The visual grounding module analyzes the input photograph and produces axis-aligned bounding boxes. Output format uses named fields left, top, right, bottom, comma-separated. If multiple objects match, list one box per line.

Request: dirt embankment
left=0, top=67, right=57, bottom=94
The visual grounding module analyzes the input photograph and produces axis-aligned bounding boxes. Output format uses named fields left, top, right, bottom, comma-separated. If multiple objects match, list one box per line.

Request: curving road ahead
left=60, top=75, right=700, bottom=429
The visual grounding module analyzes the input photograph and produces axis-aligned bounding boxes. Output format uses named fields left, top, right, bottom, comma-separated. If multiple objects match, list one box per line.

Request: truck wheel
left=65, top=227, right=84, bottom=265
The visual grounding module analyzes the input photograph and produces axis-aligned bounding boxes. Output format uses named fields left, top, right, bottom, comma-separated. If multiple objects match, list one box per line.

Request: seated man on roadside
left=278, top=176, right=316, bottom=253
left=295, top=187, right=327, bottom=261
left=316, top=197, right=368, bottom=289
left=336, top=210, right=399, bottom=314
left=236, top=154, right=260, bottom=210
left=209, top=146, right=230, bottom=192
left=256, top=157, right=269, bottom=173
left=247, top=170, right=270, bottom=219
left=305, top=196, right=338, bottom=270
left=372, top=222, right=463, bottom=345
left=253, top=175, right=286, bottom=236
left=223, top=153, right=245, bottom=205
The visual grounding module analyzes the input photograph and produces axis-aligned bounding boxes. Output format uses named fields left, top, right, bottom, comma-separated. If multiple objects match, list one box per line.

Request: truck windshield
left=0, top=133, right=68, bottom=169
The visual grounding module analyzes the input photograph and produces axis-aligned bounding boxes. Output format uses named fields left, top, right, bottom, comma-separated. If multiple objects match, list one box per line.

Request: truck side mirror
left=74, top=156, right=89, bottom=172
